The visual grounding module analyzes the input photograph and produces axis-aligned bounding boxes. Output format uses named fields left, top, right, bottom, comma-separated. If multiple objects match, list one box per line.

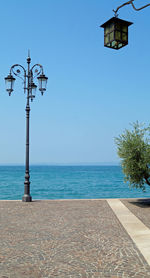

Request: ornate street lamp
left=101, top=0, right=150, bottom=50
left=5, top=53, right=48, bottom=202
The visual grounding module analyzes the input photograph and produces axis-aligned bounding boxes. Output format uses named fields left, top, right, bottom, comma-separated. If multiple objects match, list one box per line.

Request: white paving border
left=107, top=199, right=150, bottom=265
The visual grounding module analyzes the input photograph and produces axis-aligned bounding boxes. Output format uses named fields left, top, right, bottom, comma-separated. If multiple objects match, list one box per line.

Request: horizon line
left=0, top=162, right=120, bottom=166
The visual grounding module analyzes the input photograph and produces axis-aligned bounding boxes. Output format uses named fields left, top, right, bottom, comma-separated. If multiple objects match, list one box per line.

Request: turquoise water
left=0, top=165, right=150, bottom=200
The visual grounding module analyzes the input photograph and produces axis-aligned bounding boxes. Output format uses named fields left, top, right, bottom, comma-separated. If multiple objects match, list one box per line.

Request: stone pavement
left=1, top=199, right=150, bottom=278
left=108, top=199, right=150, bottom=265
left=122, top=198, right=150, bottom=230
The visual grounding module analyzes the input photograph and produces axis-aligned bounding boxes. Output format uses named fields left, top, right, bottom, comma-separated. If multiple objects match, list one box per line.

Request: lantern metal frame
left=101, top=17, right=133, bottom=50
left=5, top=53, right=48, bottom=202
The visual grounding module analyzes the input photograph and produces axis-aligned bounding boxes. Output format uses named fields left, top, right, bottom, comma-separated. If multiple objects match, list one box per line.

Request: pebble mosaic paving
left=0, top=199, right=150, bottom=277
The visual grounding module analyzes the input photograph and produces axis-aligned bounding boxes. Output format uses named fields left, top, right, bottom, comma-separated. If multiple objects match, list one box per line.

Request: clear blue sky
left=0, top=0, right=150, bottom=165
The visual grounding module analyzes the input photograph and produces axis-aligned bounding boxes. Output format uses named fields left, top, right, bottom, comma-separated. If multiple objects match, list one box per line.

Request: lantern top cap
left=100, top=17, right=133, bottom=28
left=5, top=74, right=16, bottom=81
left=37, top=73, right=48, bottom=80
left=31, top=81, right=37, bottom=88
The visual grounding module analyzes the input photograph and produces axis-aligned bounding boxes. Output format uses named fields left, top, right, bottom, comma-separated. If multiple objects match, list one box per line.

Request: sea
left=0, top=165, right=150, bottom=200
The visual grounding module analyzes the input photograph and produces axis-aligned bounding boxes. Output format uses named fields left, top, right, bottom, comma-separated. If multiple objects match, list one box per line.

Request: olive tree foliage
left=115, top=122, right=150, bottom=191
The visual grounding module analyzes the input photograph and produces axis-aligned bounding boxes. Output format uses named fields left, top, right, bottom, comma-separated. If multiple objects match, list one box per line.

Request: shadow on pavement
left=128, top=198, right=150, bottom=208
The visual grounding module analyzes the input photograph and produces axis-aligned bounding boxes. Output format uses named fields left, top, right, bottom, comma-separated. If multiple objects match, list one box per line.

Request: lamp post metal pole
left=22, top=55, right=32, bottom=202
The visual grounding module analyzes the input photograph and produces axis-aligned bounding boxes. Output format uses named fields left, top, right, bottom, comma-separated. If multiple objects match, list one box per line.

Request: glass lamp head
left=30, top=82, right=37, bottom=101
left=5, top=74, right=16, bottom=95
left=37, top=73, right=48, bottom=95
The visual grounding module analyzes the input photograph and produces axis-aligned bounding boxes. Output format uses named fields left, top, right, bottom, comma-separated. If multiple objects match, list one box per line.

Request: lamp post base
left=22, top=194, right=32, bottom=202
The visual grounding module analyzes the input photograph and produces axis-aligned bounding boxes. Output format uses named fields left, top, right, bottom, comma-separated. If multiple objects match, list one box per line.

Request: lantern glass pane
left=112, top=41, right=117, bottom=48
left=104, top=35, right=109, bottom=44
left=12, top=80, right=15, bottom=90
left=104, top=26, right=110, bottom=35
left=118, top=43, right=123, bottom=48
left=5, top=79, right=11, bottom=91
left=109, top=23, right=114, bottom=32
left=122, top=32, right=127, bottom=42
left=38, top=79, right=42, bottom=91
left=109, top=32, right=114, bottom=41
left=116, top=22, right=121, bottom=30
left=38, top=77, right=47, bottom=91
left=42, top=80, right=47, bottom=91
left=115, top=31, right=121, bottom=40
left=31, top=86, right=37, bottom=96
left=5, top=78, right=15, bottom=92
left=122, top=25, right=128, bottom=32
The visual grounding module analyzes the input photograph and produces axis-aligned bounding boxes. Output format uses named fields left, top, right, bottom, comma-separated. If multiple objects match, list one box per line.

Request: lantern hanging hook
left=113, top=0, right=150, bottom=17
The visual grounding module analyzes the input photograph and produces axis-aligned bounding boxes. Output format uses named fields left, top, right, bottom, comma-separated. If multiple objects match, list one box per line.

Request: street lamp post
left=5, top=53, right=48, bottom=202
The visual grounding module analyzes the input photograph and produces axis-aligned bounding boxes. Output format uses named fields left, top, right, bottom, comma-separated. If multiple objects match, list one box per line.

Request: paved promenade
left=1, top=199, right=150, bottom=278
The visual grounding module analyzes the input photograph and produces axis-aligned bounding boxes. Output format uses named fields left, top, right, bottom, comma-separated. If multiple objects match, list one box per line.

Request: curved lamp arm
left=30, top=63, right=43, bottom=79
left=30, top=63, right=48, bottom=96
left=113, top=0, right=150, bottom=17
left=10, top=64, right=26, bottom=79
left=10, top=64, right=26, bottom=93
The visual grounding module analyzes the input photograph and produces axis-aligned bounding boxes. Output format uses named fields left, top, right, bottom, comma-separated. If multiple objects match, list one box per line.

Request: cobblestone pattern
left=122, top=198, right=150, bottom=229
left=0, top=199, right=150, bottom=278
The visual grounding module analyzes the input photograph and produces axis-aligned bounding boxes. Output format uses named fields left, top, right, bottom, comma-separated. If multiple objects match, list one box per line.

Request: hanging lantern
left=30, top=82, right=37, bottom=102
left=5, top=74, right=16, bottom=96
left=37, top=73, right=48, bottom=95
left=100, top=17, right=133, bottom=50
